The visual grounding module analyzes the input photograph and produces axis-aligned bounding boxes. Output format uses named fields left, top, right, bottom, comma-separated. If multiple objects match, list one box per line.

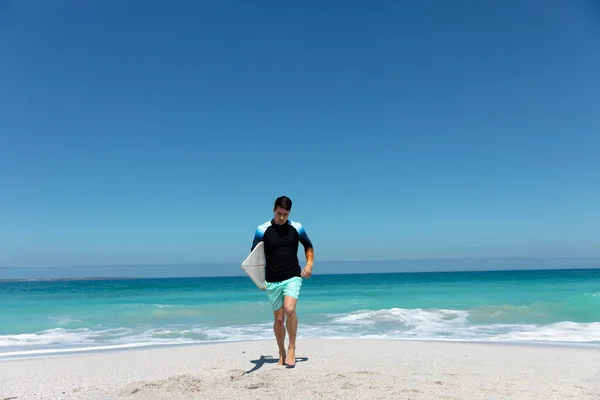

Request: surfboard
left=241, top=241, right=266, bottom=289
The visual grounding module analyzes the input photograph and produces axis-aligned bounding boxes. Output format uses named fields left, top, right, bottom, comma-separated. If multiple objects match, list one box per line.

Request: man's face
left=273, top=207, right=290, bottom=225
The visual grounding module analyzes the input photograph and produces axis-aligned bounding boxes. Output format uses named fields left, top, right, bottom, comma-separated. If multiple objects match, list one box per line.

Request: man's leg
left=283, top=295, right=298, bottom=366
left=282, top=277, right=302, bottom=366
left=266, top=281, right=286, bottom=365
left=272, top=307, right=286, bottom=365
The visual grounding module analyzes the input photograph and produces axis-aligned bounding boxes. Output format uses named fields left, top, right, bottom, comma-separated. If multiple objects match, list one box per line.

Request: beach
left=2, top=271, right=599, bottom=399
left=2, top=339, right=599, bottom=400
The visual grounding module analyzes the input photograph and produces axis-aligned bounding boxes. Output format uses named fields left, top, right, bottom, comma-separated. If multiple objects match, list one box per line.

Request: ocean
left=1, top=268, right=599, bottom=360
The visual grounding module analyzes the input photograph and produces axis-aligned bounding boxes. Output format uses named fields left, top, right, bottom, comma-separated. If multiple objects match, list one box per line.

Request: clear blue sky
left=1, top=1, right=600, bottom=272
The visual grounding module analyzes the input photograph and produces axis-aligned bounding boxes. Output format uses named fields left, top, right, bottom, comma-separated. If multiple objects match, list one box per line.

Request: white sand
left=1, top=339, right=599, bottom=399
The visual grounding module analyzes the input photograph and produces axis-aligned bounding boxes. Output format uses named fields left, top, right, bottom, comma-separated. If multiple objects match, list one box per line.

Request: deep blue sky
left=1, top=1, right=600, bottom=273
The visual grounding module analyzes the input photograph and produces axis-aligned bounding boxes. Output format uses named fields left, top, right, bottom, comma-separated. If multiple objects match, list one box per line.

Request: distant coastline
left=1, top=266, right=599, bottom=282
left=0, top=277, right=143, bottom=282
left=1, top=257, right=599, bottom=281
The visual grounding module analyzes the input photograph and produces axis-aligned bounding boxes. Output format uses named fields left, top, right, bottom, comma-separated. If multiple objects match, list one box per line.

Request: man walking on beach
left=251, top=196, right=314, bottom=366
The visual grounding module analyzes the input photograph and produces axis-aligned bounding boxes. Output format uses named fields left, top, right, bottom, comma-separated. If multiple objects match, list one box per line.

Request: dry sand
left=1, top=339, right=599, bottom=399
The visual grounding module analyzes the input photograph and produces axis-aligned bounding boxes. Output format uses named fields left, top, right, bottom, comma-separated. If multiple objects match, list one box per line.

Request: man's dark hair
left=274, top=196, right=292, bottom=211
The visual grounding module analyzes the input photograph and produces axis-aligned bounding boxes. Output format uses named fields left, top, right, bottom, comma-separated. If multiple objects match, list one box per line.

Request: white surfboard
left=241, top=241, right=266, bottom=289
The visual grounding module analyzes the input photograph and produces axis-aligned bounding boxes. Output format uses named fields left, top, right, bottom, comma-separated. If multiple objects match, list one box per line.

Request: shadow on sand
left=245, top=355, right=309, bottom=374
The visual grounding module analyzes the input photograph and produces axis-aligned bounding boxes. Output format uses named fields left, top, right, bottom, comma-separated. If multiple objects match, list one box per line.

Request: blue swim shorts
left=265, top=276, right=302, bottom=311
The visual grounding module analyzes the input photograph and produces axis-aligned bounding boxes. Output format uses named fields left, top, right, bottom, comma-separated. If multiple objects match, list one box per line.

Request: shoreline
left=2, top=338, right=598, bottom=399
left=2, top=335, right=599, bottom=362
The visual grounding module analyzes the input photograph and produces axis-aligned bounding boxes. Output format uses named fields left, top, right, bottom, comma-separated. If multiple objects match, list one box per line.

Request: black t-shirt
left=251, top=219, right=313, bottom=283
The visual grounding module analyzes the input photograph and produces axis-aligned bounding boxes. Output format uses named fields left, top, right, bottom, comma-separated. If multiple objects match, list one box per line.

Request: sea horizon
left=1, top=256, right=599, bottom=280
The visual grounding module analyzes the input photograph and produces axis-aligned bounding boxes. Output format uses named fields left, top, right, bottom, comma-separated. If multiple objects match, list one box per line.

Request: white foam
left=0, top=342, right=157, bottom=358
left=2, top=308, right=599, bottom=359
left=487, top=321, right=600, bottom=343
left=331, top=308, right=469, bottom=328
left=327, top=307, right=600, bottom=343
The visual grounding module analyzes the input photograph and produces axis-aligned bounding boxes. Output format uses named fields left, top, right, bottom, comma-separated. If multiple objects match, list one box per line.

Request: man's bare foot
left=285, top=346, right=296, bottom=366
left=278, top=351, right=286, bottom=366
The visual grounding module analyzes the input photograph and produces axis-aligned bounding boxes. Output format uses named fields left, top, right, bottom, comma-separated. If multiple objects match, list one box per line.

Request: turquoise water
left=1, top=269, right=599, bottom=359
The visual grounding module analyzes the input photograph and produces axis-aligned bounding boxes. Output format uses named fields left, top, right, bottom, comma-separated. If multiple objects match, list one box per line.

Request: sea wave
left=1, top=307, right=599, bottom=360
left=325, top=307, right=600, bottom=343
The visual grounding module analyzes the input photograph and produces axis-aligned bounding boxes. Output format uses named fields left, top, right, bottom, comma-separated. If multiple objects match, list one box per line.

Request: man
left=251, top=195, right=314, bottom=367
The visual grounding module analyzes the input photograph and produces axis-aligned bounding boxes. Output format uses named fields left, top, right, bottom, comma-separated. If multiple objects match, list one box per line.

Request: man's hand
left=301, top=264, right=313, bottom=278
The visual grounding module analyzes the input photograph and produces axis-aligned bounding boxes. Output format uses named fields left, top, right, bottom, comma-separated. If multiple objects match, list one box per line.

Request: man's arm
left=296, top=223, right=314, bottom=277
left=251, top=228, right=263, bottom=251
left=251, top=222, right=270, bottom=251
left=300, top=236, right=314, bottom=267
